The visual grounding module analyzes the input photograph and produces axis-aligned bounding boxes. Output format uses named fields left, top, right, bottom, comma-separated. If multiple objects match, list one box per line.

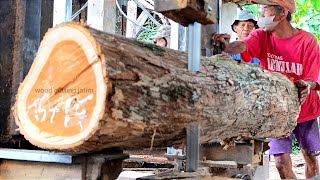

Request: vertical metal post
left=186, top=124, right=200, bottom=172
left=186, top=21, right=201, bottom=172
left=187, top=22, right=201, bottom=72
left=53, top=0, right=72, bottom=26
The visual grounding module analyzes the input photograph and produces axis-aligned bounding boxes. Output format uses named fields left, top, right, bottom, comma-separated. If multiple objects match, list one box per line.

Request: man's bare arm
left=212, top=34, right=248, bottom=55
left=295, top=80, right=318, bottom=104
left=306, top=80, right=317, bottom=90
left=224, top=41, right=247, bottom=55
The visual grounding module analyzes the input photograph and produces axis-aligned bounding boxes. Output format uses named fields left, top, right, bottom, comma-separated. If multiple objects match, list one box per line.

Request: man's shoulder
left=249, top=29, right=271, bottom=39
left=298, top=29, right=317, bottom=40
left=296, top=30, right=319, bottom=47
left=243, top=29, right=267, bottom=41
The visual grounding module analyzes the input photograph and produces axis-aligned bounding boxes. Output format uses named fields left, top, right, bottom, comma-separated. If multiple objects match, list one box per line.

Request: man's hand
left=212, top=34, right=247, bottom=55
left=212, top=33, right=231, bottom=51
left=294, top=80, right=312, bottom=104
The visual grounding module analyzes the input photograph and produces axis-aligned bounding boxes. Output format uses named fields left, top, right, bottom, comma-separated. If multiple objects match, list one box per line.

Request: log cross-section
left=14, top=23, right=300, bottom=152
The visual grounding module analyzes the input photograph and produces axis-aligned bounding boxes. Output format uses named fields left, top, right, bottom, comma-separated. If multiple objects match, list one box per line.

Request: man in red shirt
left=214, top=4, right=320, bottom=179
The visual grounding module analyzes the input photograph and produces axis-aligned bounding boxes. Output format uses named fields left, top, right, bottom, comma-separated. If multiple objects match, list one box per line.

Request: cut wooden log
left=14, top=22, right=300, bottom=152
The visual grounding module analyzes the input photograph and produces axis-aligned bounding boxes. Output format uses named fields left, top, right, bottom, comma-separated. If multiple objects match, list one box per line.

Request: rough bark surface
left=15, top=23, right=300, bottom=152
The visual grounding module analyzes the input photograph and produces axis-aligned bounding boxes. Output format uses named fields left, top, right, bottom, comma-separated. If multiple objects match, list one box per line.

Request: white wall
left=219, top=2, right=238, bottom=42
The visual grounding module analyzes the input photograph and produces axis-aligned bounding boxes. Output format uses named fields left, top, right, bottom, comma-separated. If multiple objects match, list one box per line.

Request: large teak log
left=14, top=23, right=300, bottom=152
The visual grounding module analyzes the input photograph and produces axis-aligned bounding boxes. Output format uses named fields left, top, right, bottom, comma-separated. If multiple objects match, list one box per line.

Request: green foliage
left=243, top=5, right=262, bottom=18
left=293, top=0, right=320, bottom=42
left=292, top=137, right=302, bottom=154
left=310, top=0, right=320, bottom=12
left=136, top=14, right=159, bottom=44
left=244, top=1, right=320, bottom=42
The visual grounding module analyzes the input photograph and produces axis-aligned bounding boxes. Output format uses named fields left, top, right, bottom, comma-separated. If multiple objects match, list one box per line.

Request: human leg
left=274, top=153, right=297, bottom=179
left=295, top=119, right=320, bottom=178
left=269, top=134, right=297, bottom=179
left=302, top=149, right=319, bottom=178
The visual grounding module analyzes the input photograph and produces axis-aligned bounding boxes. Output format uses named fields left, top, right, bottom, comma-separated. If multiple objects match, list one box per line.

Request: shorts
left=269, top=118, right=320, bottom=155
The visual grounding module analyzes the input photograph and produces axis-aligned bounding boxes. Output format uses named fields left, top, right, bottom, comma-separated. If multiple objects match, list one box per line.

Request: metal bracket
left=187, top=22, right=202, bottom=72
left=0, top=148, right=74, bottom=164
left=186, top=124, right=200, bottom=172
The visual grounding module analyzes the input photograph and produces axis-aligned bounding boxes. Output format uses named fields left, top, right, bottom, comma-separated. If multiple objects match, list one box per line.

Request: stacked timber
left=14, top=23, right=300, bottom=152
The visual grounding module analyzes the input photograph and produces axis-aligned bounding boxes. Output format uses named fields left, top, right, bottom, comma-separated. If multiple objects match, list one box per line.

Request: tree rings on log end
left=15, top=23, right=106, bottom=150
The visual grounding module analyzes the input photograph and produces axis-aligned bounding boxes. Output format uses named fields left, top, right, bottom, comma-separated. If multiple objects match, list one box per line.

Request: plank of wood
left=200, top=160, right=238, bottom=168
left=136, top=168, right=240, bottom=179
left=126, top=0, right=138, bottom=38
left=53, top=0, right=72, bottom=26
left=87, top=0, right=117, bottom=33
left=154, top=0, right=218, bottom=26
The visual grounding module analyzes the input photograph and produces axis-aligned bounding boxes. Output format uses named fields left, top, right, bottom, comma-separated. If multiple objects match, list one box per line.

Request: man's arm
left=224, top=41, right=247, bottom=55
left=306, top=80, right=317, bottom=90
left=212, top=34, right=247, bottom=55
left=297, top=34, right=320, bottom=104
left=295, top=80, right=318, bottom=104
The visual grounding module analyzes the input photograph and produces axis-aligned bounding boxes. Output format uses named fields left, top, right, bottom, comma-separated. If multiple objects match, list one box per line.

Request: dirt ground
left=268, top=153, right=306, bottom=179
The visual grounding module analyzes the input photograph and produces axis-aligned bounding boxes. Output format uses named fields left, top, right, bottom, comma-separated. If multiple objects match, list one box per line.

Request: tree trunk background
left=14, top=23, right=300, bottom=152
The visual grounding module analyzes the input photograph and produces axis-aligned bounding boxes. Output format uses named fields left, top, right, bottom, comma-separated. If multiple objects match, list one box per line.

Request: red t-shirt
left=242, top=29, right=320, bottom=123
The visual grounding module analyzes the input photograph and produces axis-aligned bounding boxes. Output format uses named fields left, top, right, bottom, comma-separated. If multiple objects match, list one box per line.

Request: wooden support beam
left=170, top=21, right=179, bottom=50
left=146, top=0, right=154, bottom=5
left=201, top=1, right=220, bottom=56
left=87, top=0, right=117, bottom=34
left=126, top=0, right=138, bottom=38
left=154, top=0, right=218, bottom=26
left=168, top=19, right=187, bottom=51
left=87, top=0, right=117, bottom=33
left=178, top=25, right=187, bottom=51
left=137, top=0, right=154, bottom=10
left=53, top=0, right=72, bottom=26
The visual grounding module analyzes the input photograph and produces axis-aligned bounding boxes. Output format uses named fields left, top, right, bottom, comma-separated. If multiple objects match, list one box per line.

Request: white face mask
left=257, top=16, right=280, bottom=31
